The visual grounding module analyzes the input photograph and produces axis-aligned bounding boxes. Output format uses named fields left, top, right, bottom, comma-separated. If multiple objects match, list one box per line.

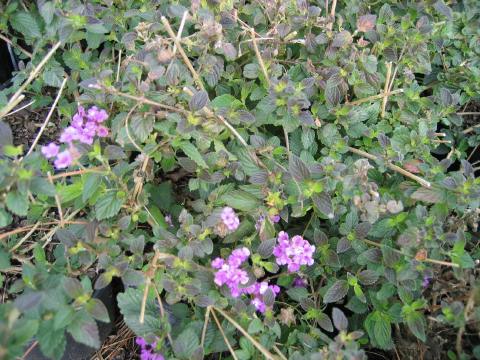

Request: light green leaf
left=179, top=142, right=208, bottom=169
left=221, top=190, right=259, bottom=211
left=10, top=12, right=42, bottom=38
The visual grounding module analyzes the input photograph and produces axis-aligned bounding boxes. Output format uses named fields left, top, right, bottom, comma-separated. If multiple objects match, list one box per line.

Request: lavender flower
left=221, top=207, right=240, bottom=231
left=212, top=247, right=250, bottom=297
left=41, top=143, right=59, bottom=159
left=42, top=105, right=110, bottom=169
left=53, top=150, right=73, bottom=169
left=136, top=337, right=164, bottom=360
left=422, top=275, right=432, bottom=288
left=270, top=214, right=280, bottom=223
left=273, top=231, right=315, bottom=272
left=242, top=281, right=281, bottom=313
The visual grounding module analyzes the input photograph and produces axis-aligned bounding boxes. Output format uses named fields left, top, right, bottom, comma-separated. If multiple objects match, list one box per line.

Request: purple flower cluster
left=41, top=106, right=109, bottom=169
left=136, top=337, right=164, bottom=360
left=212, top=248, right=250, bottom=297
left=221, top=207, right=240, bottom=231
left=273, top=231, right=315, bottom=272
left=242, top=281, right=280, bottom=313
left=212, top=248, right=280, bottom=313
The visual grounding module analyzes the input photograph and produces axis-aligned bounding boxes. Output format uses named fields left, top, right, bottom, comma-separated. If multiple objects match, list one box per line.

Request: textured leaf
left=179, top=142, right=208, bottom=169
left=6, top=191, right=28, bottom=216
left=323, top=280, right=348, bottom=303
left=287, top=287, right=309, bottom=302
left=317, top=312, right=333, bottom=332
left=313, top=193, right=334, bottom=219
left=67, top=314, right=100, bottom=349
left=117, top=288, right=164, bottom=336
left=358, top=270, right=379, bottom=285
left=0, top=121, right=13, bottom=154
left=38, top=321, right=66, bottom=360
left=289, top=154, right=310, bottom=181
left=95, top=192, right=124, bottom=220
left=332, top=30, right=352, bottom=47
left=406, top=312, right=426, bottom=342
left=332, top=307, right=348, bottom=331
left=189, top=91, right=209, bottom=111
left=221, top=190, right=259, bottom=211
left=411, top=188, right=443, bottom=204
left=173, top=328, right=200, bottom=358
left=86, top=298, right=110, bottom=323
left=10, top=12, right=41, bottom=38
left=257, top=238, right=276, bottom=258
left=325, top=75, right=343, bottom=106
left=243, top=63, right=259, bottom=79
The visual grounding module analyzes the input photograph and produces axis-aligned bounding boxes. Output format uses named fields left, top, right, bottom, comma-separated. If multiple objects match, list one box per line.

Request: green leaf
left=189, top=90, right=209, bottom=111
left=6, top=191, right=28, bottom=216
left=247, top=318, right=264, bottom=335
left=67, top=313, right=100, bottom=349
left=30, top=177, right=56, bottom=197
left=373, top=314, right=392, bottom=350
left=86, top=298, right=110, bottom=323
left=173, top=328, right=200, bottom=358
left=95, top=192, right=124, bottom=220
left=211, top=94, right=240, bottom=109
left=179, top=142, right=208, bottom=169
left=323, top=280, right=349, bottom=303
left=243, top=63, right=259, bottom=79
left=82, top=173, right=102, bottom=203
left=10, top=12, right=42, bottom=38
left=38, top=320, right=66, bottom=360
left=313, top=193, right=334, bottom=219
left=406, top=311, right=426, bottom=342
left=289, top=154, right=310, bottom=181
left=0, top=208, right=13, bottom=227
left=221, top=190, right=260, bottom=211
left=39, top=1, right=55, bottom=24
left=287, top=287, right=310, bottom=302
left=117, top=288, right=164, bottom=337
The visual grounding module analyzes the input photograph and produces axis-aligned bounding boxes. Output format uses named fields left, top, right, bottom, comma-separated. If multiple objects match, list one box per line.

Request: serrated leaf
left=173, top=328, right=200, bottom=358
left=38, top=321, right=66, bottom=360
left=358, top=270, right=379, bottom=285
left=323, top=280, right=348, bottom=303
left=0, top=121, right=13, bottom=155
left=30, top=177, right=56, bottom=197
left=179, top=142, right=208, bottom=169
left=117, top=288, right=164, bottom=337
left=287, top=287, right=309, bottom=302
left=411, top=188, right=443, bottom=204
left=130, top=115, right=154, bottom=142
left=67, top=314, right=100, bottom=349
left=289, top=154, right=310, bottom=181
left=189, top=90, right=209, bottom=111
left=86, top=298, right=110, bottom=323
left=332, top=30, right=352, bottom=47
left=39, top=1, right=55, bottom=25
left=316, top=312, right=333, bottom=332
left=6, top=191, right=28, bottom=216
left=257, top=238, right=276, bottom=258
left=247, top=318, right=264, bottom=334
left=406, top=312, right=426, bottom=342
left=10, top=12, right=42, bottom=38
left=95, top=192, right=124, bottom=220
left=243, top=63, right=259, bottom=79
left=221, top=190, right=259, bottom=211
left=332, top=307, right=348, bottom=331
left=313, top=193, right=334, bottom=219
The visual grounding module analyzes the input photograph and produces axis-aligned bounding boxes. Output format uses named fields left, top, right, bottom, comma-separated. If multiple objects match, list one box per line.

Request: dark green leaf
left=323, top=280, right=348, bottom=303
left=221, top=190, right=259, bottom=211
left=95, top=192, right=124, bottom=220
left=189, top=90, right=209, bottom=111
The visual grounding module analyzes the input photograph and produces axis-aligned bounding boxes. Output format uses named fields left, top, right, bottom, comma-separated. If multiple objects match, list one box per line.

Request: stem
left=211, top=309, right=239, bottom=360
left=347, top=89, right=403, bottom=106
left=381, top=62, right=392, bottom=118
left=0, top=32, right=32, bottom=58
left=0, top=41, right=62, bottom=119
left=47, top=171, right=64, bottom=227
left=250, top=29, right=270, bottom=86
left=161, top=16, right=205, bottom=91
left=213, top=307, right=276, bottom=360
left=26, top=77, right=68, bottom=156
left=347, top=146, right=431, bottom=188
left=200, top=306, right=211, bottom=348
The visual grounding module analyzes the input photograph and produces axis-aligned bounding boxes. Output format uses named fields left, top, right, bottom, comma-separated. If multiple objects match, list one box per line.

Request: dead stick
left=381, top=62, right=393, bottom=118
left=211, top=309, right=239, bottom=360
left=347, top=146, right=431, bottom=188
left=250, top=30, right=270, bottom=86
left=161, top=16, right=205, bottom=91
left=27, top=77, right=68, bottom=156
left=347, top=89, right=403, bottom=106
